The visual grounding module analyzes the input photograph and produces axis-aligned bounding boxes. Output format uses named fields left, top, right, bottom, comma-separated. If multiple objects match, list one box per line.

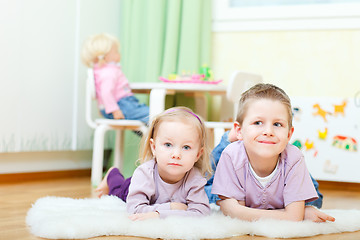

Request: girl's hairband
left=165, top=108, right=202, bottom=124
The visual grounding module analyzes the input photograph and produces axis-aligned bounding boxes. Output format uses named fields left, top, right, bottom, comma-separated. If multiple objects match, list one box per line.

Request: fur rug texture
left=26, top=196, right=360, bottom=240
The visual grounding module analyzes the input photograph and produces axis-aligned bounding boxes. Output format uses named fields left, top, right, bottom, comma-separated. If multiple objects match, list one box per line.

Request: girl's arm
left=155, top=171, right=211, bottom=218
left=126, top=163, right=172, bottom=215
left=98, top=69, right=121, bottom=114
left=218, top=197, right=305, bottom=221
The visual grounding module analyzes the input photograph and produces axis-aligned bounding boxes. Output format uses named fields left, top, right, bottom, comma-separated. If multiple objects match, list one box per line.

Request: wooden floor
left=1, top=175, right=360, bottom=240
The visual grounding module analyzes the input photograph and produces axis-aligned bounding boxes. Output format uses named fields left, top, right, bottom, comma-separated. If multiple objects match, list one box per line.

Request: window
left=213, top=0, right=360, bottom=31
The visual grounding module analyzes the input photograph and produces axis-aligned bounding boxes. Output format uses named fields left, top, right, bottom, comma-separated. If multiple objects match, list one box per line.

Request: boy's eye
left=254, top=121, right=262, bottom=125
left=183, top=145, right=191, bottom=150
left=164, top=143, right=172, bottom=147
left=274, top=122, right=283, bottom=127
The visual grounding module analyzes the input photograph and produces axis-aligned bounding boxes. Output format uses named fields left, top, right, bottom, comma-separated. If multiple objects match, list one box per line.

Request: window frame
left=212, top=0, right=360, bottom=31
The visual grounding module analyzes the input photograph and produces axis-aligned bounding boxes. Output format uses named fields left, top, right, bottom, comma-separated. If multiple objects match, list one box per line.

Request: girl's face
left=236, top=98, right=294, bottom=164
left=150, top=120, right=203, bottom=184
left=104, top=44, right=121, bottom=63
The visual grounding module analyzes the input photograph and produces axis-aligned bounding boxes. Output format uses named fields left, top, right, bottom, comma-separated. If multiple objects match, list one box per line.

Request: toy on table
left=199, top=64, right=214, bottom=81
left=159, top=65, right=222, bottom=84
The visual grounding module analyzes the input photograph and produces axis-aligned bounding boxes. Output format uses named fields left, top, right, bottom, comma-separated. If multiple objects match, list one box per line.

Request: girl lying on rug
left=211, top=83, right=336, bottom=223
left=96, top=106, right=212, bottom=220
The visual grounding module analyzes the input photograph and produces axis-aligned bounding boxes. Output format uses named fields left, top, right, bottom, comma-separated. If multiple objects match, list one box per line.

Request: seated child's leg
left=100, top=109, right=114, bottom=119
left=306, top=175, right=323, bottom=208
left=107, top=167, right=132, bottom=202
left=117, top=96, right=149, bottom=124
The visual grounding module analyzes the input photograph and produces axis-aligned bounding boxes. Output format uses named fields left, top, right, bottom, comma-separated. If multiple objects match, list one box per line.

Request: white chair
left=85, top=68, right=147, bottom=186
left=205, top=71, right=263, bottom=146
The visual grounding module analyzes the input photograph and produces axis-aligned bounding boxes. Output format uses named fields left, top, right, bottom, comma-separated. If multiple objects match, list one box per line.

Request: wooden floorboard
left=0, top=169, right=91, bottom=183
left=1, top=176, right=360, bottom=240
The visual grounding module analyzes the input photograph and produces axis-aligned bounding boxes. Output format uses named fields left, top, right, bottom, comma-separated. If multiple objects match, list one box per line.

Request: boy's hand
left=304, top=206, right=335, bottom=222
left=112, top=109, right=124, bottom=119
left=170, top=202, right=188, bottom=210
left=128, top=212, right=160, bottom=221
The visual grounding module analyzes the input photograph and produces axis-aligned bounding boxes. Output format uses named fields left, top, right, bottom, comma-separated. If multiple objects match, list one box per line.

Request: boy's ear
left=234, top=121, right=243, bottom=141
left=288, top=126, right=295, bottom=140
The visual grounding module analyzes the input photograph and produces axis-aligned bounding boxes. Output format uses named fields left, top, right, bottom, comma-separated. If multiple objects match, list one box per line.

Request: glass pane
left=230, top=0, right=360, bottom=7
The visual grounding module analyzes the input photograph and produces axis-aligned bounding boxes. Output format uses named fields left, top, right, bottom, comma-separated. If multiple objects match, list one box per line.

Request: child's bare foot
left=94, top=167, right=116, bottom=198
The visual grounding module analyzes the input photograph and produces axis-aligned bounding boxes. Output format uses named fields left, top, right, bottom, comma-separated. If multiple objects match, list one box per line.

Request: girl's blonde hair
left=139, top=106, right=212, bottom=178
left=236, top=83, right=293, bottom=129
left=81, top=33, right=120, bottom=68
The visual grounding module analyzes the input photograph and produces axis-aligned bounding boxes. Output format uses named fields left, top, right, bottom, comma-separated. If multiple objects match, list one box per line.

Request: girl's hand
left=304, top=206, right=335, bottom=222
left=112, top=110, right=124, bottom=119
left=128, top=212, right=160, bottom=221
left=170, top=202, right=188, bottom=210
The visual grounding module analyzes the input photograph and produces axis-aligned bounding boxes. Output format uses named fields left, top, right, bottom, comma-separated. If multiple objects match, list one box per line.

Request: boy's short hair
left=236, top=83, right=293, bottom=129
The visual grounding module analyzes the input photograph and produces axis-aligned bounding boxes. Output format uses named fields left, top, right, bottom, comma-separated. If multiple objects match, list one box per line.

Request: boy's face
left=235, top=99, right=294, bottom=163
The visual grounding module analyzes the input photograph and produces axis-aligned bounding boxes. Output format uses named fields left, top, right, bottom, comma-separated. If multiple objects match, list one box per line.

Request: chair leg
left=149, top=88, right=166, bottom=120
left=113, top=129, right=123, bottom=171
left=91, top=124, right=111, bottom=187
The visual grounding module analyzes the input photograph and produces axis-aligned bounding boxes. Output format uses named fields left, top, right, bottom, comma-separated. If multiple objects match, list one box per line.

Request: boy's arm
left=218, top=196, right=305, bottom=221
left=304, top=206, right=335, bottom=222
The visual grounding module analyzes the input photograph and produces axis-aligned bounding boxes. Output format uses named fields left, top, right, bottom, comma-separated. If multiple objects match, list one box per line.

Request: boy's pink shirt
left=212, top=141, right=318, bottom=209
left=93, top=63, right=133, bottom=114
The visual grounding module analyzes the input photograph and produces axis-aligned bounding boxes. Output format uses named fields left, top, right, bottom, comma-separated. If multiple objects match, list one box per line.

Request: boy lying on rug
left=96, top=86, right=335, bottom=222
left=211, top=83, right=335, bottom=222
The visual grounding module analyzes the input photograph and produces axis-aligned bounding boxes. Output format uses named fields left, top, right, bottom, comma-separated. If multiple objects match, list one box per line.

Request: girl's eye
left=164, top=143, right=172, bottom=147
left=274, top=122, right=283, bottom=127
left=254, top=121, right=262, bottom=125
left=183, top=145, right=191, bottom=150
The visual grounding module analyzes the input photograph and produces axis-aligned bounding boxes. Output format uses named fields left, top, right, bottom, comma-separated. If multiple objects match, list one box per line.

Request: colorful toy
left=292, top=139, right=303, bottom=149
left=292, top=107, right=302, bottom=121
left=332, top=135, right=357, bottom=152
left=323, top=159, right=338, bottom=174
left=160, top=65, right=222, bottom=84
left=304, top=139, right=314, bottom=150
left=333, top=100, right=347, bottom=116
left=199, top=64, right=214, bottom=81
left=313, top=103, right=332, bottom=122
left=318, top=128, right=328, bottom=140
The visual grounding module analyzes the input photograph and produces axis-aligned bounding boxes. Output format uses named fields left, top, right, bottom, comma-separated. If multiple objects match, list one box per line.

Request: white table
left=130, top=82, right=227, bottom=120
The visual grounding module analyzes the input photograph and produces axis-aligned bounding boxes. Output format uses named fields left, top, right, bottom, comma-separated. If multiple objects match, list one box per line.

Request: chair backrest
left=226, top=71, right=263, bottom=120
left=85, top=68, right=97, bottom=129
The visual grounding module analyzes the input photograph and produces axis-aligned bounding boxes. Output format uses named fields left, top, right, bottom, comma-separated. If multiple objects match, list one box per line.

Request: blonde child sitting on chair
left=81, top=33, right=149, bottom=124
left=95, top=107, right=212, bottom=220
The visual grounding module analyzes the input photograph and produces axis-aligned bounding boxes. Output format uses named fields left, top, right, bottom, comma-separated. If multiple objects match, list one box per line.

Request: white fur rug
left=26, top=196, right=360, bottom=239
